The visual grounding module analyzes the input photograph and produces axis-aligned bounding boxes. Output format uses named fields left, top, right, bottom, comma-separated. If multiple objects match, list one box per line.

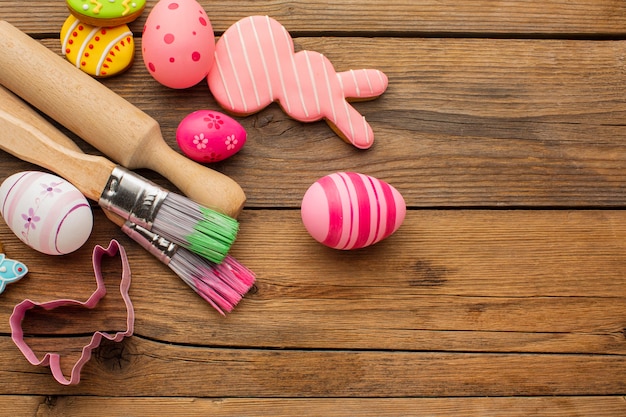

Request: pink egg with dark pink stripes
left=301, top=172, right=406, bottom=250
left=0, top=172, right=93, bottom=255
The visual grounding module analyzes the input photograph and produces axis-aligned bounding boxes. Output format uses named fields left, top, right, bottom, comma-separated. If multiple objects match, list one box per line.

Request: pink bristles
left=169, top=252, right=256, bottom=315
left=121, top=221, right=255, bottom=314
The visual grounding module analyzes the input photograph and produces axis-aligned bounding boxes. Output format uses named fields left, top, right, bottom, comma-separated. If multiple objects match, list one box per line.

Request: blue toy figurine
left=0, top=250, right=28, bottom=294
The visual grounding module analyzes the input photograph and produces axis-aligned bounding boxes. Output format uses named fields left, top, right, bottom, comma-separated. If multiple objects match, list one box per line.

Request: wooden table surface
left=1, top=0, right=626, bottom=415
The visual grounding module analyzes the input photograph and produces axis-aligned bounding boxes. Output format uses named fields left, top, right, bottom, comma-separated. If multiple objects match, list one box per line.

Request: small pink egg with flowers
left=176, top=110, right=247, bottom=163
left=301, top=172, right=406, bottom=250
left=142, top=0, right=215, bottom=88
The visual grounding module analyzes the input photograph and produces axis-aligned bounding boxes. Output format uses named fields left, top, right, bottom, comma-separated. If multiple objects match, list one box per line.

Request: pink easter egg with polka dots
left=301, top=172, right=406, bottom=250
left=176, top=110, right=247, bottom=163
left=142, top=0, right=215, bottom=88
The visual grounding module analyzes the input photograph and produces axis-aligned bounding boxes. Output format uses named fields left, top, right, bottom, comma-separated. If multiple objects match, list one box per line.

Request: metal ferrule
left=99, top=166, right=168, bottom=229
left=121, top=221, right=177, bottom=265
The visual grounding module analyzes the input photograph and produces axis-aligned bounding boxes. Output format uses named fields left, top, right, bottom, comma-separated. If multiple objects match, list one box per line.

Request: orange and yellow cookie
left=66, top=0, right=146, bottom=26
left=60, top=15, right=135, bottom=77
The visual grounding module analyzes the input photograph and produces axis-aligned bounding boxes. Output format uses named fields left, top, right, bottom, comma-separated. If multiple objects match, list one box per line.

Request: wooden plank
left=1, top=210, right=625, bottom=354
left=4, top=36, right=624, bottom=208
left=202, top=37, right=626, bottom=208
left=2, top=395, right=625, bottom=417
left=3, top=0, right=626, bottom=36
left=0, top=336, right=625, bottom=396
left=1, top=1, right=625, bottom=409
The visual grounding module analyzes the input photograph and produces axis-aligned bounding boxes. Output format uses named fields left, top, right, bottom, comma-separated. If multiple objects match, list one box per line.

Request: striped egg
left=0, top=172, right=93, bottom=255
left=60, top=15, right=135, bottom=78
left=301, top=172, right=406, bottom=250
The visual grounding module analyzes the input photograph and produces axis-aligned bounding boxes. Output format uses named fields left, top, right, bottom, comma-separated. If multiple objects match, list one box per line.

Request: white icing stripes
left=96, top=31, right=132, bottom=76
left=250, top=16, right=274, bottom=104
left=76, top=27, right=99, bottom=69
left=222, top=30, right=245, bottom=112
left=61, top=18, right=81, bottom=56
left=236, top=20, right=260, bottom=110
left=208, top=16, right=388, bottom=148
left=61, top=18, right=131, bottom=76
left=266, top=15, right=291, bottom=113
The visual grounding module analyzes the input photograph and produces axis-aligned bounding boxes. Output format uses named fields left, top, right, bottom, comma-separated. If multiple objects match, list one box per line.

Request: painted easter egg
left=0, top=172, right=93, bottom=255
left=176, top=110, right=246, bottom=163
left=60, top=15, right=135, bottom=78
left=301, top=172, right=406, bottom=250
left=142, top=0, right=215, bottom=88
left=66, top=0, right=146, bottom=26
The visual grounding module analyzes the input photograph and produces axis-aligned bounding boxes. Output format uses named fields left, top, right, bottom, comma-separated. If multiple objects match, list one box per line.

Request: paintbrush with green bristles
left=0, top=20, right=246, bottom=219
left=0, top=21, right=248, bottom=264
left=0, top=85, right=254, bottom=312
left=0, top=86, right=238, bottom=265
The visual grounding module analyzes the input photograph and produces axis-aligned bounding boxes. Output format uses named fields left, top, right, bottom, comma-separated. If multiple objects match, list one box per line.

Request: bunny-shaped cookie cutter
left=9, top=240, right=133, bottom=385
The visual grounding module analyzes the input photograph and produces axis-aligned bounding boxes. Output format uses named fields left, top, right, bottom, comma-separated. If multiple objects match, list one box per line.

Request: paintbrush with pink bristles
left=0, top=20, right=246, bottom=266
left=0, top=85, right=255, bottom=314
left=0, top=20, right=246, bottom=219
left=122, top=222, right=254, bottom=314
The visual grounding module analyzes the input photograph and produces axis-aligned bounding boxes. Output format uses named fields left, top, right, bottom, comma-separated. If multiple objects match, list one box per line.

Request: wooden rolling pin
left=0, top=20, right=245, bottom=218
left=0, top=85, right=127, bottom=228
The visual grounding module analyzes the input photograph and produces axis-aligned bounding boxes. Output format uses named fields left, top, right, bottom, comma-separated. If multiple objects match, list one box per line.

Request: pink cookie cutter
left=9, top=240, right=133, bottom=385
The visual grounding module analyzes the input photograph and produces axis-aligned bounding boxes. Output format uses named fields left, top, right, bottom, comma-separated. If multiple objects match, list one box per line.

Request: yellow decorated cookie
left=60, top=15, right=135, bottom=77
left=66, top=0, right=146, bottom=26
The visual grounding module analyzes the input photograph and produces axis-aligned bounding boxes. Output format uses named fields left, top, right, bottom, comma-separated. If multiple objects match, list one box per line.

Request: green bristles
left=185, top=207, right=240, bottom=263
left=151, top=193, right=239, bottom=264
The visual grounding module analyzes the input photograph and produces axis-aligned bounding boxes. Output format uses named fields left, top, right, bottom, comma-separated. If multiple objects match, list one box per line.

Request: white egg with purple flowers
left=0, top=171, right=93, bottom=255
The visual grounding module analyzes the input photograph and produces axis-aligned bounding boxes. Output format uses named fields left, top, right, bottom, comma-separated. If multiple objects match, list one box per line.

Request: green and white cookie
left=66, top=0, right=146, bottom=26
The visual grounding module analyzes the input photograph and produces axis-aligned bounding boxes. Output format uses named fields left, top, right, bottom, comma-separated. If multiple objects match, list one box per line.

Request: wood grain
left=4, top=0, right=626, bottom=36
left=22, top=36, right=626, bottom=208
left=1, top=335, right=626, bottom=397
left=1, top=0, right=626, bottom=414
left=0, top=396, right=624, bottom=417
left=1, top=210, right=625, bottom=354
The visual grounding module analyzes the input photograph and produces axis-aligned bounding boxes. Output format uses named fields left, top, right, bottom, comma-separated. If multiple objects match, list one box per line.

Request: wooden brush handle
left=0, top=86, right=114, bottom=201
left=0, top=86, right=147, bottom=232
left=0, top=21, right=245, bottom=218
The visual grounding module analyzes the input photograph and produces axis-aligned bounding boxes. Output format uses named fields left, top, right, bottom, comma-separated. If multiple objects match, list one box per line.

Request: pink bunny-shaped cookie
left=207, top=16, right=388, bottom=149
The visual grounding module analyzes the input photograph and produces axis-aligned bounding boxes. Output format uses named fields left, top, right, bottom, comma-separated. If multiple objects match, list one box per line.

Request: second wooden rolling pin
left=0, top=20, right=245, bottom=218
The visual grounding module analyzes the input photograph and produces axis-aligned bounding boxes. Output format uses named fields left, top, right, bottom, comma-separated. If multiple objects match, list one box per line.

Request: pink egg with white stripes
left=142, top=0, right=215, bottom=88
left=301, top=172, right=406, bottom=250
left=0, top=172, right=93, bottom=255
